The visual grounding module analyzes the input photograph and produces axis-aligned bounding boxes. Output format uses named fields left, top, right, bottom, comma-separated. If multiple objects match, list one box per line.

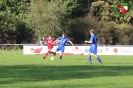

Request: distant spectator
left=40, top=36, right=45, bottom=46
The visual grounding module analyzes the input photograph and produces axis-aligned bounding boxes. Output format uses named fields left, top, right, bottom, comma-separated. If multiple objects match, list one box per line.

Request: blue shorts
left=56, top=46, right=65, bottom=52
left=89, top=44, right=97, bottom=54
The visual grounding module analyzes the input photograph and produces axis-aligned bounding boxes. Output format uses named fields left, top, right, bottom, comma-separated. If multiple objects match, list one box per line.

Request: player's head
left=42, top=36, right=45, bottom=39
left=90, top=29, right=95, bottom=34
left=62, top=33, right=66, bottom=38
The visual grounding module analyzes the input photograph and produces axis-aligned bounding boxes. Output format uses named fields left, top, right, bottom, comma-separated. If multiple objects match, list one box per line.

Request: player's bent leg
left=93, top=54, right=102, bottom=64
left=59, top=47, right=64, bottom=60
left=43, top=53, right=48, bottom=59
left=52, top=50, right=57, bottom=56
left=43, top=48, right=52, bottom=59
left=48, top=47, right=54, bottom=53
left=59, top=52, right=63, bottom=60
left=87, top=52, right=92, bottom=64
left=53, top=47, right=61, bottom=56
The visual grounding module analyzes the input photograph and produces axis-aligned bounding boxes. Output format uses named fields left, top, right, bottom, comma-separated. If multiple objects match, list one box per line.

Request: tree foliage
left=26, top=0, right=78, bottom=42
left=0, top=0, right=32, bottom=44
left=0, top=0, right=133, bottom=45
left=90, top=0, right=133, bottom=45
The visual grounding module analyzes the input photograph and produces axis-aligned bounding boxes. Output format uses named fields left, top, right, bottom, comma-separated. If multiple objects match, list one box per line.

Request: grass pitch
left=0, top=50, right=133, bottom=88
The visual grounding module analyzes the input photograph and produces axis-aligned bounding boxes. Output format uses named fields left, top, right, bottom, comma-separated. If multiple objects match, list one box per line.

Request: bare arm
left=84, top=40, right=92, bottom=44
left=53, top=39, right=59, bottom=46
left=40, top=40, right=44, bottom=45
left=69, top=41, right=74, bottom=46
left=43, top=41, right=47, bottom=45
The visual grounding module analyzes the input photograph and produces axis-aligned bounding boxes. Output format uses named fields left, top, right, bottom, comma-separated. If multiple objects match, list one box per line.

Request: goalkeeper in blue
left=53, top=33, right=74, bottom=60
left=84, top=29, right=102, bottom=64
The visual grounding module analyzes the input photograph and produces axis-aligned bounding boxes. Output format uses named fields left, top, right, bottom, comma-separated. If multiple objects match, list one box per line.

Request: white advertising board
left=23, top=46, right=133, bottom=55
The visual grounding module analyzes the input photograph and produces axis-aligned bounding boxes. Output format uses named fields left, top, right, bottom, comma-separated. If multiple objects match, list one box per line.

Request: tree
left=26, top=0, right=78, bottom=43
left=0, top=0, right=31, bottom=44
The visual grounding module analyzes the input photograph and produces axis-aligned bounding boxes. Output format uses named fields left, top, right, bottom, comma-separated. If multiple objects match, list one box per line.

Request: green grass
left=0, top=50, right=133, bottom=88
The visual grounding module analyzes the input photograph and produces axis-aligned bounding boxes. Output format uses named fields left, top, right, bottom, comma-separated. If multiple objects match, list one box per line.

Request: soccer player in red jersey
left=43, top=35, right=55, bottom=59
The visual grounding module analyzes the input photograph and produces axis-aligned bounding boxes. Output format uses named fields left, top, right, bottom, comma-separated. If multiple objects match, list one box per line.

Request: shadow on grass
left=0, top=65, right=133, bottom=84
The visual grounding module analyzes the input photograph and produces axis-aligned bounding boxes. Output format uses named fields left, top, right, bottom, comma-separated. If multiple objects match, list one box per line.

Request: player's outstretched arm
left=69, top=41, right=74, bottom=46
left=84, top=40, right=92, bottom=44
left=53, top=39, right=59, bottom=46
left=43, top=41, right=47, bottom=45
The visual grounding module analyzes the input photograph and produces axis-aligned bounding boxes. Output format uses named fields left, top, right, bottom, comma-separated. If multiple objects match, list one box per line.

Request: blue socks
left=60, top=56, right=62, bottom=60
left=52, top=54, right=62, bottom=60
left=52, top=53, right=54, bottom=56
left=88, top=55, right=102, bottom=63
left=88, top=55, right=92, bottom=63
left=96, top=56, right=102, bottom=63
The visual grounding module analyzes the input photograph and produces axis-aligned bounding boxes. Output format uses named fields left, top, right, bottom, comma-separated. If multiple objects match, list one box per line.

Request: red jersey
left=46, top=38, right=55, bottom=49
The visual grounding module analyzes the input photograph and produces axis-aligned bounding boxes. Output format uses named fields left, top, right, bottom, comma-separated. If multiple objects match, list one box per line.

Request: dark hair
left=62, top=33, right=66, bottom=36
left=48, top=33, right=52, bottom=37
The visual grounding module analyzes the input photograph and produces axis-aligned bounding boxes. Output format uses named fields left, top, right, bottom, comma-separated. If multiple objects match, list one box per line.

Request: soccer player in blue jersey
left=53, top=34, right=74, bottom=60
left=84, top=29, right=102, bottom=64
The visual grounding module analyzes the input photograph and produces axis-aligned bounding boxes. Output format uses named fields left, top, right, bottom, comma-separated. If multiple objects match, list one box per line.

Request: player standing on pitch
left=53, top=33, right=74, bottom=60
left=43, top=35, right=55, bottom=59
left=84, top=29, right=102, bottom=64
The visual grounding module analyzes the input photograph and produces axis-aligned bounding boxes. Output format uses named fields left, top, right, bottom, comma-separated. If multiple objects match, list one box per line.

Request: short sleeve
left=58, top=37, right=62, bottom=40
left=52, top=38, right=55, bottom=42
left=66, top=38, right=70, bottom=42
left=90, top=36, right=93, bottom=41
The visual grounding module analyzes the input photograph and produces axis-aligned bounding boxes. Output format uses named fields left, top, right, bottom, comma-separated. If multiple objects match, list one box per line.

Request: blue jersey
left=90, top=34, right=98, bottom=44
left=56, top=37, right=69, bottom=52
left=89, top=34, right=98, bottom=54
left=58, top=37, right=69, bottom=46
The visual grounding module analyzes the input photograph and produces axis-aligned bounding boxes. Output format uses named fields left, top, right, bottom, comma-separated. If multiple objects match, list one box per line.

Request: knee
left=87, top=52, right=91, bottom=55
left=94, top=54, right=98, bottom=57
